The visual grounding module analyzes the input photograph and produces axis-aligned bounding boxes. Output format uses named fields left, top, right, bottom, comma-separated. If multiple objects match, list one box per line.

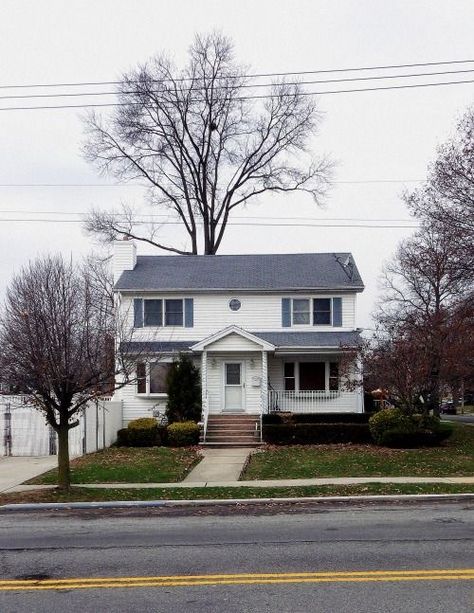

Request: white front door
left=224, top=362, right=244, bottom=412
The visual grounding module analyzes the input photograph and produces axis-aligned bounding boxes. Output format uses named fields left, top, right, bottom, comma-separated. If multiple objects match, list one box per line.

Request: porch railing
left=268, top=390, right=341, bottom=413
left=201, top=391, right=209, bottom=443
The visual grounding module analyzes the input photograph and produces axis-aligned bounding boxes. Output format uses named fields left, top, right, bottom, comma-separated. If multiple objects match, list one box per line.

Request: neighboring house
left=113, top=240, right=365, bottom=444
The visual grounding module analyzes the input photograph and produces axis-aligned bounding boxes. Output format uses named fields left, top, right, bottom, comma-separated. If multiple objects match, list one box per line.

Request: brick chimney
left=113, top=238, right=137, bottom=283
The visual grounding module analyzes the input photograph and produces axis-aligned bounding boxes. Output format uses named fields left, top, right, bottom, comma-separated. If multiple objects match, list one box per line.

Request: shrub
left=127, top=417, right=159, bottom=430
left=369, top=408, right=453, bottom=447
left=166, top=354, right=202, bottom=423
left=263, top=423, right=372, bottom=445
left=167, top=421, right=200, bottom=447
left=263, top=413, right=370, bottom=425
left=116, top=417, right=166, bottom=447
left=369, top=408, right=414, bottom=444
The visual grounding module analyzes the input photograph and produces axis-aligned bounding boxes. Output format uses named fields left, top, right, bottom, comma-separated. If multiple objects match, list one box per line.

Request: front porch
left=193, top=327, right=363, bottom=418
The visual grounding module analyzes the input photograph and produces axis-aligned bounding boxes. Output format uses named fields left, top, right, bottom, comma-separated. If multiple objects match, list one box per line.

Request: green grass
left=28, top=447, right=201, bottom=485
left=1, top=483, right=473, bottom=506
left=242, top=424, right=474, bottom=480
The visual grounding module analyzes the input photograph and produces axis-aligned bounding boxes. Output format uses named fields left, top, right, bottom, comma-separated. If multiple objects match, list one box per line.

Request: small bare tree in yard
left=83, top=32, right=331, bottom=254
left=0, top=255, right=135, bottom=491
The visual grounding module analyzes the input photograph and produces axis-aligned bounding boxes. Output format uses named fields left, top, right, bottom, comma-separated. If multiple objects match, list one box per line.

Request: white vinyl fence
left=0, top=395, right=122, bottom=457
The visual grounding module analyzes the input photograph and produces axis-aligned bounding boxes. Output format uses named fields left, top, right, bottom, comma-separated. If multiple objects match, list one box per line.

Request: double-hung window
left=135, top=298, right=191, bottom=328
left=136, top=362, right=172, bottom=395
left=292, top=299, right=310, bottom=325
left=164, top=299, right=183, bottom=326
left=313, top=298, right=332, bottom=325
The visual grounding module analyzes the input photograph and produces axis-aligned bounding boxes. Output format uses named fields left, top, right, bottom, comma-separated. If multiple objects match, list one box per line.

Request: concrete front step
left=204, top=414, right=261, bottom=446
left=200, top=442, right=262, bottom=448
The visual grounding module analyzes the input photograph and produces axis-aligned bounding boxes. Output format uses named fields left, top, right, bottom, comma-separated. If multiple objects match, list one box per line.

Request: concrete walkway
left=6, top=475, right=474, bottom=494
left=0, top=456, right=57, bottom=493
left=183, top=447, right=253, bottom=483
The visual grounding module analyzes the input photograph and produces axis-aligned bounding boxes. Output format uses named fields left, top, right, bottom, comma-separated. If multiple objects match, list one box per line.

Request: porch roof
left=120, top=341, right=196, bottom=353
left=252, top=330, right=362, bottom=348
left=121, top=330, right=361, bottom=355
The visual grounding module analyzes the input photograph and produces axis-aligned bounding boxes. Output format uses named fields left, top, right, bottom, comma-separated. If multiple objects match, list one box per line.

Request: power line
left=0, top=218, right=418, bottom=228
left=0, top=179, right=425, bottom=187
left=1, top=58, right=473, bottom=90
left=1, top=78, right=474, bottom=111
left=2, top=67, right=474, bottom=101
left=0, top=210, right=418, bottom=222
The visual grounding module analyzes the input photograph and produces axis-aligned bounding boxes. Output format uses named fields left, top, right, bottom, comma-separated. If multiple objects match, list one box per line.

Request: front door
left=224, top=362, right=244, bottom=412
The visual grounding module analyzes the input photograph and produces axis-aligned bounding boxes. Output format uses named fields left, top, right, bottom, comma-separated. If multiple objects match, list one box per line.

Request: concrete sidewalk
left=6, top=475, right=474, bottom=494
left=0, top=456, right=57, bottom=493
left=183, top=447, right=252, bottom=483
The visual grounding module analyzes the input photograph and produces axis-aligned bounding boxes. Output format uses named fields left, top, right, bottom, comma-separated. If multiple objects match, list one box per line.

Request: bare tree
left=0, top=255, right=137, bottom=491
left=376, top=224, right=472, bottom=416
left=406, top=106, right=474, bottom=277
left=362, top=322, right=432, bottom=413
left=83, top=32, right=331, bottom=254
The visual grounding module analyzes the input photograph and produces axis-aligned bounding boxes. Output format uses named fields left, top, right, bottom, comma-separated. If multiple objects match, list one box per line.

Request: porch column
left=261, top=351, right=268, bottom=414
left=201, top=350, right=208, bottom=417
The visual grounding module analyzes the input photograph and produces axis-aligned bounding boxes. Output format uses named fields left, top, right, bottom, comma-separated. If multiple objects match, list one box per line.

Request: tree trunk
left=57, top=424, right=71, bottom=491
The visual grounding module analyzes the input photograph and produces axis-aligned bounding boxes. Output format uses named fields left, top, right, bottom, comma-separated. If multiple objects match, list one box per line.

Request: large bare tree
left=83, top=32, right=331, bottom=254
left=0, top=255, right=136, bottom=490
left=376, top=224, right=471, bottom=415
left=405, top=106, right=474, bottom=278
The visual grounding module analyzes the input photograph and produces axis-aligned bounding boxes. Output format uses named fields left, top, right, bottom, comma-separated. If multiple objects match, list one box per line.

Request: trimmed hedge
left=117, top=418, right=168, bottom=447
left=263, top=423, right=372, bottom=445
left=167, top=421, right=200, bottom=447
left=263, top=413, right=370, bottom=425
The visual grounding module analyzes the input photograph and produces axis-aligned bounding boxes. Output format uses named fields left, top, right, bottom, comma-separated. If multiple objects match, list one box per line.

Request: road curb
left=1, top=493, right=473, bottom=512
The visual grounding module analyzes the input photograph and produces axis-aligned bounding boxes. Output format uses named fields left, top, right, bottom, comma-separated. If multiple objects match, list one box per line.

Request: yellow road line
left=0, top=569, right=473, bottom=591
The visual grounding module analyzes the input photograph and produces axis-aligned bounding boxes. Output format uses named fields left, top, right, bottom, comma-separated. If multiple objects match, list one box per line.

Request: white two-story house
left=113, top=240, right=365, bottom=443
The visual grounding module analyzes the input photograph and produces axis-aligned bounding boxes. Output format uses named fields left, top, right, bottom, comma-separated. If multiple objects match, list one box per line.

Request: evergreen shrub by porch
left=166, top=354, right=202, bottom=424
left=263, top=423, right=372, bottom=445
left=369, top=408, right=453, bottom=448
left=167, top=421, right=200, bottom=447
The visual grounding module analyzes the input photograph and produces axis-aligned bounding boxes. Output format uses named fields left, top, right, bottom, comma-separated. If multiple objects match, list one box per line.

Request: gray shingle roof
left=253, top=331, right=362, bottom=348
left=121, top=330, right=361, bottom=353
left=120, top=341, right=196, bottom=353
left=115, top=253, right=364, bottom=292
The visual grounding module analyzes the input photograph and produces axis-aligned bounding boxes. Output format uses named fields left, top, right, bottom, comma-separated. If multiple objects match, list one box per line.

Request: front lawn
left=28, top=447, right=201, bottom=485
left=243, top=424, right=474, bottom=480
left=1, top=483, right=473, bottom=506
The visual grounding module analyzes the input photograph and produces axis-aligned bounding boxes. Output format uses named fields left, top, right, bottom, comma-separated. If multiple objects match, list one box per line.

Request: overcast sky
left=0, top=0, right=473, bottom=327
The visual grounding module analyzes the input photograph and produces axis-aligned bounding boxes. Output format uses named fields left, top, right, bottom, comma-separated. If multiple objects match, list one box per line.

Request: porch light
left=250, top=358, right=255, bottom=368
left=211, top=358, right=217, bottom=368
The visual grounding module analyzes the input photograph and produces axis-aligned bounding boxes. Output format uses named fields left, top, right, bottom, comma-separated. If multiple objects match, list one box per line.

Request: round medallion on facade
left=229, top=298, right=241, bottom=311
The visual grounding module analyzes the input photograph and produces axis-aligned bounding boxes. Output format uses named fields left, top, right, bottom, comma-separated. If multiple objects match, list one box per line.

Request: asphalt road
left=442, top=414, right=474, bottom=425
left=0, top=500, right=472, bottom=612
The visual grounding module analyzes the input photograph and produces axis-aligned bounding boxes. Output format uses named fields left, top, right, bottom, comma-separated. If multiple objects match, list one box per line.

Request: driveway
left=0, top=456, right=57, bottom=493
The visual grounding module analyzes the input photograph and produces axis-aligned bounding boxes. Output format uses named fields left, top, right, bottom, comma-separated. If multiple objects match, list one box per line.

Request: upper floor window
left=164, top=299, right=183, bottom=326
left=282, top=297, right=342, bottom=328
left=134, top=298, right=193, bottom=328
left=292, top=299, right=310, bottom=325
left=313, top=298, right=332, bottom=325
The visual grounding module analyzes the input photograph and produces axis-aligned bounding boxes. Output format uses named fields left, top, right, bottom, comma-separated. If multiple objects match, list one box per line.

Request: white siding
left=113, top=241, right=137, bottom=282
left=205, top=333, right=264, bottom=352
left=207, top=351, right=263, bottom=415
left=121, top=292, right=358, bottom=342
